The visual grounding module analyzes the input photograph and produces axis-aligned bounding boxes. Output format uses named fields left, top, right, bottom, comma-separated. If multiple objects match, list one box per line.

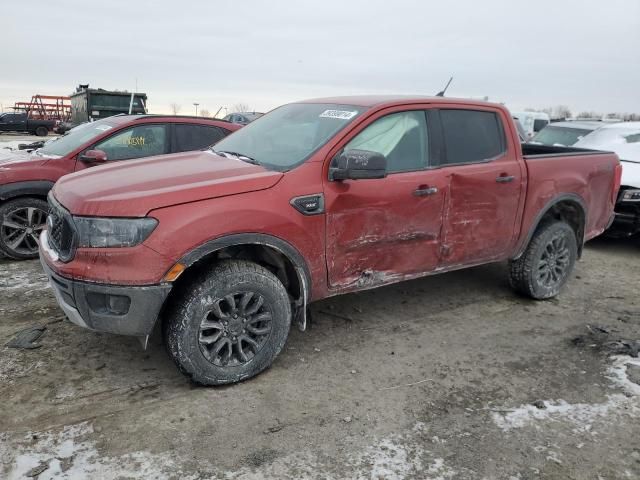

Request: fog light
left=87, top=292, right=131, bottom=315
left=108, top=295, right=131, bottom=315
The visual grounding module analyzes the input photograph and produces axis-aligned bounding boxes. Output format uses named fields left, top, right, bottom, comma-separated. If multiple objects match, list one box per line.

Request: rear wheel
left=509, top=221, right=577, bottom=299
left=165, top=260, right=291, bottom=385
left=0, top=198, right=48, bottom=260
left=35, top=126, right=48, bottom=137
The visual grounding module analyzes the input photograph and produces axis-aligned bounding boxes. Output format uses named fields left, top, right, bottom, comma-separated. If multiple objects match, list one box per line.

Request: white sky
left=2, top=0, right=639, bottom=116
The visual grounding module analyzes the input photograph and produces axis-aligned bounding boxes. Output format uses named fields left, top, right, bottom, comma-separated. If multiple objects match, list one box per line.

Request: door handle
left=413, top=186, right=438, bottom=196
left=496, top=175, right=515, bottom=183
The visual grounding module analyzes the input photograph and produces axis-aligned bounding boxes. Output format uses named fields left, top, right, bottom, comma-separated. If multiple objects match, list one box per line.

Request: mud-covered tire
left=0, top=197, right=49, bottom=260
left=34, top=126, right=48, bottom=137
left=509, top=221, right=578, bottom=299
left=164, top=260, right=291, bottom=386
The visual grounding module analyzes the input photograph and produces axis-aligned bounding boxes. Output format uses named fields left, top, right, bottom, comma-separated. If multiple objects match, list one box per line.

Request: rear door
left=324, top=108, right=448, bottom=289
left=171, top=123, right=228, bottom=153
left=436, top=107, right=524, bottom=267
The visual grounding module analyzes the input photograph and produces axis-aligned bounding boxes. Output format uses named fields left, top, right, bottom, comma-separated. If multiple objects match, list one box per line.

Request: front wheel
left=0, top=197, right=48, bottom=260
left=509, top=221, right=578, bottom=299
left=165, top=260, right=292, bottom=385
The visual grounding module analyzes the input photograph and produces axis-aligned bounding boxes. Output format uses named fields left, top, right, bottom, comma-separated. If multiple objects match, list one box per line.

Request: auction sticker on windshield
left=319, top=110, right=358, bottom=120
left=95, top=125, right=113, bottom=131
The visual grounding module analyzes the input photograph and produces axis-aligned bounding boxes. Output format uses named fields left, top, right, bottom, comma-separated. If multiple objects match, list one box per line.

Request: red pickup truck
left=0, top=115, right=239, bottom=259
left=39, top=96, right=621, bottom=385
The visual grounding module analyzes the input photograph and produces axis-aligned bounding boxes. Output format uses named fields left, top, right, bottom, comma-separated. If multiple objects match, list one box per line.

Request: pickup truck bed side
left=515, top=147, right=619, bottom=257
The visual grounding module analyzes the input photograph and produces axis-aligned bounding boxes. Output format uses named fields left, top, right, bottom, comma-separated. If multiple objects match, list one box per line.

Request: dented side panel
left=439, top=158, right=524, bottom=267
left=324, top=169, right=448, bottom=289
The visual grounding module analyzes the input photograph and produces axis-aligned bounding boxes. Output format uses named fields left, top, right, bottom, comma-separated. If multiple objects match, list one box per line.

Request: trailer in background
left=70, top=84, right=147, bottom=125
left=13, top=95, right=71, bottom=123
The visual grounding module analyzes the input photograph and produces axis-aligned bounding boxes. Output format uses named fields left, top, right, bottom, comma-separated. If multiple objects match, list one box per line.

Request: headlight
left=620, top=189, right=640, bottom=202
left=74, top=217, right=158, bottom=248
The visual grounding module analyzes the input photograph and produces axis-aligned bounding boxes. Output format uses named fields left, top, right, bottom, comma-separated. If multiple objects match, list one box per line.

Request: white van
left=511, top=112, right=551, bottom=139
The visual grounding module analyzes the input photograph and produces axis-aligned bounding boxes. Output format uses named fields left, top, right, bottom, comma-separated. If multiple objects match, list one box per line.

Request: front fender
left=0, top=180, right=55, bottom=201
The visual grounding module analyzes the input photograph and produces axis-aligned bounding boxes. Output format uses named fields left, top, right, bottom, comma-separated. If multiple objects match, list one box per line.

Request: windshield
left=39, top=119, right=118, bottom=157
left=212, top=103, right=366, bottom=171
left=531, top=126, right=594, bottom=146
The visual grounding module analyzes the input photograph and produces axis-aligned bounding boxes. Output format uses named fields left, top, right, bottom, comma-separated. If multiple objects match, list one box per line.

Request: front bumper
left=40, top=243, right=172, bottom=337
left=610, top=202, right=640, bottom=237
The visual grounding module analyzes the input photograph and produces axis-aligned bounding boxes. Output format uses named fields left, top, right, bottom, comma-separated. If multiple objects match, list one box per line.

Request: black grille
left=47, top=194, right=76, bottom=262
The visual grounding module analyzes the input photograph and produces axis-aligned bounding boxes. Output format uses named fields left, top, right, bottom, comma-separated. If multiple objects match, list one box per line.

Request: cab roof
left=297, top=95, right=502, bottom=109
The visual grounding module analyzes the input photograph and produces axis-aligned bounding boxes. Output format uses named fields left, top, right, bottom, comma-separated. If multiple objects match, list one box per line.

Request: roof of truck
left=298, top=95, right=501, bottom=109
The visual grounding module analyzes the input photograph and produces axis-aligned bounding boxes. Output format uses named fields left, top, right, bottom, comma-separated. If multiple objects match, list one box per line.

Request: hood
left=53, top=150, right=284, bottom=216
left=0, top=149, right=47, bottom=167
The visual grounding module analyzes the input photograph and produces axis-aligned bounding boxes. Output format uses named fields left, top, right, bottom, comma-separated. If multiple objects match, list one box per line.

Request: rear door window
left=93, top=124, right=168, bottom=161
left=440, top=109, right=505, bottom=165
left=173, top=124, right=226, bottom=152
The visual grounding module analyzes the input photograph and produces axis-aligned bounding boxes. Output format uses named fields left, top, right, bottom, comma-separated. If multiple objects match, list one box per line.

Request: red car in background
left=0, top=115, right=240, bottom=259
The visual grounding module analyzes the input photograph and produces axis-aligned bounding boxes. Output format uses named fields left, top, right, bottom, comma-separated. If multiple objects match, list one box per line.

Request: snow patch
left=0, top=261, right=50, bottom=292
left=492, top=356, right=640, bottom=431
left=1, top=420, right=459, bottom=479
left=0, top=422, right=198, bottom=480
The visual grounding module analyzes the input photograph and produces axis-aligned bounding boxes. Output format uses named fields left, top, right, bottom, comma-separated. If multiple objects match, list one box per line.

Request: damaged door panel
left=438, top=108, right=524, bottom=266
left=325, top=170, right=447, bottom=288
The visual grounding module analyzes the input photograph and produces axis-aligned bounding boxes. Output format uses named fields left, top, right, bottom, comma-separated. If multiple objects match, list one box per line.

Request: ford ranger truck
left=39, top=96, right=622, bottom=385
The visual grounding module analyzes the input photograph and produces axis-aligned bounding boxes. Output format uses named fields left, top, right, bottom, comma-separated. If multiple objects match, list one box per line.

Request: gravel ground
left=0, top=234, right=638, bottom=479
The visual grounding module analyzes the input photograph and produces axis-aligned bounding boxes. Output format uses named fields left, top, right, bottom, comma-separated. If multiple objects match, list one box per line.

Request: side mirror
left=329, top=149, right=387, bottom=181
left=79, top=149, right=108, bottom=165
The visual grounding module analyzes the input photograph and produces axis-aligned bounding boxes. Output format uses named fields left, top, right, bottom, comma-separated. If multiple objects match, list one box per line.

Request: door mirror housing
left=329, top=149, right=387, bottom=181
left=79, top=149, right=108, bottom=165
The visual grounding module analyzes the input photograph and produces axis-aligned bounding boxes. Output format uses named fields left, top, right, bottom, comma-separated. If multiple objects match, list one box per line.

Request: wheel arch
left=0, top=181, right=54, bottom=202
left=169, top=233, right=312, bottom=331
left=513, top=193, right=587, bottom=260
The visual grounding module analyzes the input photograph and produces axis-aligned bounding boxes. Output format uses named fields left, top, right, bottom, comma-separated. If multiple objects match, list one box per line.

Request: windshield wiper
left=213, top=150, right=260, bottom=165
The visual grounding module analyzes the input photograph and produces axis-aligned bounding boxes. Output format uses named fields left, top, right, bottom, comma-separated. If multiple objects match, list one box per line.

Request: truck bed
left=522, top=143, right=610, bottom=158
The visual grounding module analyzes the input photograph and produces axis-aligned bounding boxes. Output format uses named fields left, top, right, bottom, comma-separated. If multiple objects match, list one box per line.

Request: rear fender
left=512, top=193, right=587, bottom=260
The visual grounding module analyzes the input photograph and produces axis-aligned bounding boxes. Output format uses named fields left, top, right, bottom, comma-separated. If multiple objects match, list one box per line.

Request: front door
left=324, top=109, right=447, bottom=290
left=75, top=124, right=169, bottom=171
left=436, top=108, right=524, bottom=266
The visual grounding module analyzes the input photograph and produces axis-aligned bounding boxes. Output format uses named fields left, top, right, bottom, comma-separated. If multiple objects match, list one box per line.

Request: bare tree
left=199, top=109, right=211, bottom=118
left=552, top=105, right=572, bottom=120
left=233, top=103, right=251, bottom=113
left=170, top=103, right=182, bottom=115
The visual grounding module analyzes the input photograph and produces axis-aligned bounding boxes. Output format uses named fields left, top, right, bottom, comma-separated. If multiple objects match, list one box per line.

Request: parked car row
left=28, top=95, right=621, bottom=385
left=0, top=115, right=240, bottom=258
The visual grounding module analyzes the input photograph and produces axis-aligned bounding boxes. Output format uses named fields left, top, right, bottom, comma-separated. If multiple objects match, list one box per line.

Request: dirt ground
left=0, top=232, right=638, bottom=479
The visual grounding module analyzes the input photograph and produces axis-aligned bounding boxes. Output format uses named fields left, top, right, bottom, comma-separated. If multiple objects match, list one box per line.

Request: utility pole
left=193, top=103, right=199, bottom=116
